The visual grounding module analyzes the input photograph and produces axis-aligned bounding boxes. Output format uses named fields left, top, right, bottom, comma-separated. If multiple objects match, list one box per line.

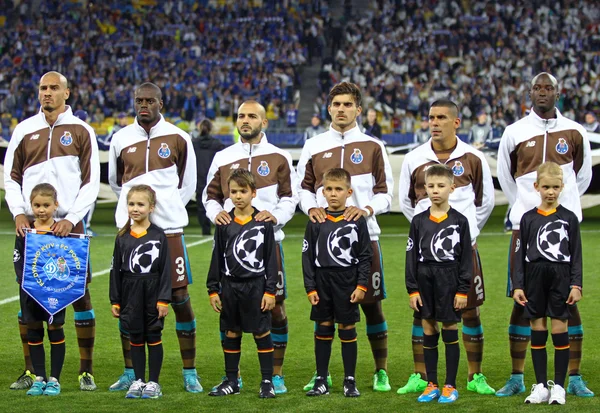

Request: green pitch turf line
left=0, top=237, right=213, bottom=306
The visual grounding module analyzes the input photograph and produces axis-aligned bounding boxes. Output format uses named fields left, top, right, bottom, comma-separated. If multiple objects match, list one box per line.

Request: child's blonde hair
left=425, top=164, right=454, bottom=183
left=227, top=168, right=256, bottom=191
left=30, top=183, right=58, bottom=203
left=323, top=168, right=352, bottom=188
left=118, top=185, right=157, bottom=236
left=536, top=162, right=563, bottom=182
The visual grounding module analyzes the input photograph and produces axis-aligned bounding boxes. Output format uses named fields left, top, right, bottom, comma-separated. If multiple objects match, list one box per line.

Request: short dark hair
left=136, top=82, right=162, bottom=100
left=323, top=168, right=352, bottom=187
left=328, top=82, right=362, bottom=107
left=30, top=183, right=58, bottom=202
left=430, top=99, right=459, bottom=118
left=199, top=119, right=212, bottom=136
left=227, top=168, right=256, bottom=191
left=424, top=164, right=454, bottom=183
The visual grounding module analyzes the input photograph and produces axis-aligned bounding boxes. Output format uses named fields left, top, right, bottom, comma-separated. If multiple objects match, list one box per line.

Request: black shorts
left=119, top=275, right=164, bottom=334
left=311, top=267, right=360, bottom=325
left=523, top=262, right=571, bottom=320
left=416, top=263, right=461, bottom=323
left=220, top=277, right=271, bottom=334
left=19, top=288, right=66, bottom=325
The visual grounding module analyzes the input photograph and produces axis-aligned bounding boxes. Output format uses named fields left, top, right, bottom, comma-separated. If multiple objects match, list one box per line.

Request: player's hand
left=215, top=211, right=232, bottom=225
left=111, top=305, right=120, bottom=318
left=308, top=207, right=327, bottom=223
left=261, top=294, right=276, bottom=311
left=52, top=220, right=74, bottom=237
left=350, top=288, right=365, bottom=303
left=409, top=294, right=422, bottom=311
left=15, top=214, right=31, bottom=237
left=344, top=206, right=369, bottom=222
left=567, top=287, right=582, bottom=305
left=255, top=210, right=278, bottom=224
left=308, top=292, right=320, bottom=305
left=454, top=295, right=467, bottom=310
left=512, top=289, right=527, bottom=306
left=157, top=304, right=169, bottom=319
left=210, top=295, right=222, bottom=313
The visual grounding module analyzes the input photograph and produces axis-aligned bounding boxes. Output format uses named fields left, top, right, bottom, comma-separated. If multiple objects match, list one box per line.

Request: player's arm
left=369, top=141, right=394, bottom=215
left=512, top=216, right=528, bottom=305
left=296, top=145, right=320, bottom=215
left=568, top=214, right=583, bottom=292
left=157, top=233, right=172, bottom=307
left=302, top=221, right=320, bottom=304
left=206, top=224, right=225, bottom=295
left=176, top=133, right=197, bottom=205
left=13, top=235, right=25, bottom=281
left=457, top=219, right=473, bottom=295
left=202, top=157, right=226, bottom=224
left=261, top=223, right=277, bottom=311
left=109, top=238, right=123, bottom=315
left=574, top=127, right=593, bottom=196
left=270, top=151, right=299, bottom=229
left=497, top=127, right=517, bottom=207
left=398, top=155, right=416, bottom=222
left=405, top=218, right=421, bottom=310
left=63, top=125, right=100, bottom=226
left=3, top=125, right=28, bottom=219
left=355, top=217, right=372, bottom=292
left=473, top=152, right=495, bottom=230
left=108, top=133, right=123, bottom=198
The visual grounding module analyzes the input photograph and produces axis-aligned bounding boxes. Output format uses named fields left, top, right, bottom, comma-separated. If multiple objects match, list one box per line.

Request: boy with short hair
left=405, top=164, right=472, bottom=404
left=206, top=169, right=278, bottom=399
left=512, top=162, right=582, bottom=405
left=303, top=168, right=372, bottom=397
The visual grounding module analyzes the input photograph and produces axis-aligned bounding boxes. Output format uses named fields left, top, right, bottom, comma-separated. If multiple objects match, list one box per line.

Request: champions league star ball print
left=537, top=219, right=571, bottom=262
left=327, top=223, right=359, bottom=267
left=430, top=225, right=461, bottom=262
left=130, top=241, right=161, bottom=273
left=233, top=226, right=266, bottom=273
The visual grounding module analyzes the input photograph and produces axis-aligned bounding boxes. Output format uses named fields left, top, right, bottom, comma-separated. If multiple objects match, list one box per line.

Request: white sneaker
left=524, top=383, right=549, bottom=404
left=548, top=381, right=566, bottom=405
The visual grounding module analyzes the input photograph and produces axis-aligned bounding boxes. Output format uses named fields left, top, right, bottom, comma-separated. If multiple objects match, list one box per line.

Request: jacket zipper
left=145, top=131, right=151, bottom=173
left=46, top=125, right=54, bottom=161
left=340, top=133, right=345, bottom=168
left=542, top=119, right=548, bottom=163
left=248, top=143, right=253, bottom=171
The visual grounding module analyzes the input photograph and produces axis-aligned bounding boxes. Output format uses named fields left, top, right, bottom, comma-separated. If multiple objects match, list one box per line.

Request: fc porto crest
left=43, top=256, right=71, bottom=281
left=60, top=131, right=73, bottom=146
left=350, top=148, right=363, bottom=164
left=556, top=138, right=568, bottom=154
left=257, top=160, right=270, bottom=176
left=452, top=161, right=465, bottom=176
left=158, top=143, right=171, bottom=158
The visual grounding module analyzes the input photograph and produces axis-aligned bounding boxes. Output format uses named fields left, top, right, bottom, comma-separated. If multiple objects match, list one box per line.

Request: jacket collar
left=528, top=107, right=561, bottom=130
left=238, top=132, right=269, bottom=152
left=328, top=123, right=362, bottom=139
left=38, top=105, right=74, bottom=127
left=134, top=114, right=165, bottom=136
left=420, top=136, right=470, bottom=162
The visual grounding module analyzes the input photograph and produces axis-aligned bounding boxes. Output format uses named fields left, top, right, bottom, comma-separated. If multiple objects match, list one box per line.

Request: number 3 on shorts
left=175, top=256, right=185, bottom=275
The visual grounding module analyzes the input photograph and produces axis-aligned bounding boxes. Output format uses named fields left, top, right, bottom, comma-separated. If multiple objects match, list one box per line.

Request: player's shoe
left=126, top=379, right=145, bottom=399
left=211, top=376, right=243, bottom=392
left=397, top=373, right=428, bottom=394
left=438, top=385, right=458, bottom=403
left=417, top=382, right=440, bottom=402
left=467, top=373, right=495, bottom=395
left=259, top=379, right=276, bottom=399
left=495, top=373, right=526, bottom=397
left=26, top=377, right=46, bottom=396
left=373, top=369, right=391, bottom=392
left=10, top=370, right=35, bottom=390
left=343, top=376, right=361, bottom=397
left=183, top=368, right=203, bottom=393
left=273, top=375, right=287, bottom=394
left=109, top=368, right=135, bottom=391
left=79, top=372, right=97, bottom=391
left=548, top=381, right=566, bottom=405
left=43, top=378, right=61, bottom=396
left=303, top=371, right=332, bottom=391
left=306, top=376, right=329, bottom=397
left=208, top=379, right=240, bottom=397
left=141, top=381, right=163, bottom=399
left=567, top=375, right=594, bottom=397
left=524, top=383, right=549, bottom=404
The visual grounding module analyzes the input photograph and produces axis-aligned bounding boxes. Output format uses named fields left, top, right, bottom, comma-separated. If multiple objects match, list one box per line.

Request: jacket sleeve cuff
left=357, top=285, right=368, bottom=292
left=409, top=291, right=420, bottom=298
left=264, top=292, right=276, bottom=298
left=64, top=213, right=80, bottom=227
left=307, top=290, right=318, bottom=296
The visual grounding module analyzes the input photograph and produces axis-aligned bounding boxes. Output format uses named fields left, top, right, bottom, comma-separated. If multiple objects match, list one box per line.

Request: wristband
left=364, top=207, right=372, bottom=217
left=570, top=285, right=582, bottom=291
left=264, top=292, right=276, bottom=298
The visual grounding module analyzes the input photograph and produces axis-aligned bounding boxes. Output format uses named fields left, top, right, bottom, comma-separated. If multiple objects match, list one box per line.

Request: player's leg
left=271, top=242, right=288, bottom=393
left=72, top=289, right=97, bottom=390
left=10, top=311, right=36, bottom=390
left=209, top=330, right=242, bottom=397
left=566, top=305, right=593, bottom=396
left=109, top=321, right=135, bottom=391
left=255, top=330, right=276, bottom=399
left=339, top=323, right=360, bottom=397
left=44, top=322, right=66, bottom=396
left=360, top=241, right=390, bottom=392
left=418, top=318, right=441, bottom=403
left=306, top=321, right=334, bottom=397
left=439, top=323, right=460, bottom=404
left=25, top=321, right=47, bottom=396
left=126, top=332, right=146, bottom=399
left=143, top=332, right=164, bottom=399
left=549, top=318, right=569, bottom=405
left=497, top=230, right=528, bottom=396
left=525, top=317, right=550, bottom=404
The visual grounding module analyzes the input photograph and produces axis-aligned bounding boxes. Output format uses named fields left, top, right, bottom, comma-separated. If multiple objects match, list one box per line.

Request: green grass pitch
left=1, top=201, right=599, bottom=412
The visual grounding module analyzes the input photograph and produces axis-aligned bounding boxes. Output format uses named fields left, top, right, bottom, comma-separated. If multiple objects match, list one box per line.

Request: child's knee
left=47, top=328, right=65, bottom=344
left=338, top=327, right=357, bottom=343
left=225, top=330, right=242, bottom=339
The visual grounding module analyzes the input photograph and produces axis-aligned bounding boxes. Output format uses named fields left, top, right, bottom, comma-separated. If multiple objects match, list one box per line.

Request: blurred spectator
left=192, top=119, right=226, bottom=235
left=285, top=103, right=298, bottom=128
left=303, top=114, right=326, bottom=142
left=468, top=110, right=493, bottom=149
left=413, top=118, right=430, bottom=144
left=363, top=108, right=382, bottom=139
left=99, top=112, right=129, bottom=150
left=583, top=112, right=600, bottom=133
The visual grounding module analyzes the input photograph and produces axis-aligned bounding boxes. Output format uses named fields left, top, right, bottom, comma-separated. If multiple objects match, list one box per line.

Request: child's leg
left=314, top=321, right=335, bottom=378
left=129, top=333, right=146, bottom=381
left=223, top=330, right=242, bottom=383
left=422, top=319, right=440, bottom=386
left=530, top=318, right=548, bottom=385
left=551, top=318, right=569, bottom=387
left=339, top=323, right=358, bottom=378
left=18, top=311, right=34, bottom=372
left=254, top=331, right=274, bottom=382
left=118, top=321, right=133, bottom=370
left=48, top=324, right=65, bottom=381
left=147, top=332, right=163, bottom=384
left=441, top=323, right=460, bottom=387
left=27, top=322, right=46, bottom=380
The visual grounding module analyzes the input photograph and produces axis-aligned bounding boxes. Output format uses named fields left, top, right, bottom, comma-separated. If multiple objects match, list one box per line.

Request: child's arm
left=13, top=235, right=24, bottom=283
left=405, top=218, right=422, bottom=311
left=455, top=219, right=473, bottom=310
left=567, top=214, right=583, bottom=305
left=511, top=215, right=528, bottom=305
left=351, top=217, right=372, bottom=303
left=109, top=238, right=123, bottom=317
left=261, top=223, right=277, bottom=311
left=156, top=232, right=172, bottom=319
left=207, top=224, right=225, bottom=312
left=302, top=221, right=320, bottom=305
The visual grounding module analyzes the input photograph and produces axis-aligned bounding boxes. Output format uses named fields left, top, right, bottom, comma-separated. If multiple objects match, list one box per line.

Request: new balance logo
left=30, top=134, right=40, bottom=140
left=526, top=141, right=536, bottom=147
left=230, top=163, right=239, bottom=169
left=127, top=147, right=137, bottom=153
left=322, top=152, right=333, bottom=158
left=177, top=275, right=185, bottom=282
